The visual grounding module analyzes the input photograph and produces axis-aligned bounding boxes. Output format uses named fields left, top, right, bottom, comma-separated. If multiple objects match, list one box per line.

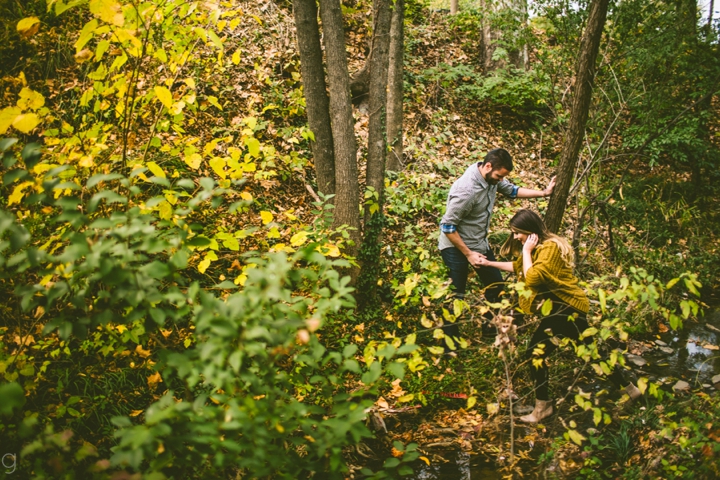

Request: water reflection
left=414, top=452, right=504, bottom=480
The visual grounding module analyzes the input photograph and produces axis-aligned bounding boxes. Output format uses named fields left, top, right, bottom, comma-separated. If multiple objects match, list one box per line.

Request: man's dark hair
left=483, top=148, right=513, bottom=172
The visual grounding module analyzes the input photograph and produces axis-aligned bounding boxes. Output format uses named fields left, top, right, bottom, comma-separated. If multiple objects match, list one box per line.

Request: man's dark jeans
left=439, top=247, right=504, bottom=338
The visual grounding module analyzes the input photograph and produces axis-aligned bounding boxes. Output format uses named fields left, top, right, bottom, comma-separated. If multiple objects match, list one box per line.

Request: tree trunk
left=292, top=0, right=335, bottom=197
left=386, top=0, right=404, bottom=172
left=544, top=0, right=610, bottom=233
left=318, top=0, right=361, bottom=248
left=450, top=0, right=459, bottom=14
left=357, top=0, right=392, bottom=312
left=481, top=0, right=528, bottom=72
left=364, top=0, right=392, bottom=211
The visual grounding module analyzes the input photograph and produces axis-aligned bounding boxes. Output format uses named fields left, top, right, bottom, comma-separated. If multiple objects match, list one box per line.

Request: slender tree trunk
left=481, top=0, right=528, bottom=72
left=358, top=0, right=392, bottom=312
left=386, top=0, right=404, bottom=172
left=544, top=0, right=609, bottom=233
left=450, top=0, right=459, bottom=14
left=292, top=0, right=335, bottom=197
left=364, top=0, right=392, bottom=210
left=319, top=0, right=361, bottom=249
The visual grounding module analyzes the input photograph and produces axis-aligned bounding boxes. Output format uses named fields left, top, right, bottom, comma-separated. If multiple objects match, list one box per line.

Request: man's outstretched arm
left=516, top=176, right=556, bottom=199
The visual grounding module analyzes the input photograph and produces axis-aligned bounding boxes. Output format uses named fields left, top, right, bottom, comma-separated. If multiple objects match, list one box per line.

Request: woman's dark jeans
left=527, top=301, right=629, bottom=401
left=439, top=247, right=505, bottom=339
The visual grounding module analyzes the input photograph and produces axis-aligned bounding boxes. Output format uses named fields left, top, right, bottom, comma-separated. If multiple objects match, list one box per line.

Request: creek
left=406, top=309, right=720, bottom=479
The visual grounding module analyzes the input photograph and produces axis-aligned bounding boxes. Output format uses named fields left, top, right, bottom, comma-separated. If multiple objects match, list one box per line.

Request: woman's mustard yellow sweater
left=512, top=240, right=589, bottom=314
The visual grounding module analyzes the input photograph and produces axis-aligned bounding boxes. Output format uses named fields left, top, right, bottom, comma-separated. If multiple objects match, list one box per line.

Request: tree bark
left=544, top=0, right=609, bottom=233
left=318, top=0, right=361, bottom=248
left=364, top=0, right=392, bottom=211
left=386, top=0, right=404, bottom=172
left=357, top=0, right=392, bottom=312
left=481, top=0, right=528, bottom=72
left=450, top=0, right=459, bottom=14
left=292, top=0, right=336, bottom=197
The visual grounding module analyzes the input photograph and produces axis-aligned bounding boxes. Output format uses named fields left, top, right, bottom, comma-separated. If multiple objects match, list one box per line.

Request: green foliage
left=0, top=138, right=407, bottom=477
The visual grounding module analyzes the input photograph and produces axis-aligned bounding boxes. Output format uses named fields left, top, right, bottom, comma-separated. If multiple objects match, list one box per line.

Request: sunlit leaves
left=0, top=107, right=21, bottom=134
left=260, top=211, right=273, bottom=225
left=89, top=0, right=125, bottom=26
left=17, top=17, right=41, bottom=39
left=75, top=19, right=98, bottom=52
left=184, top=153, right=202, bottom=170
left=146, top=161, right=166, bottom=178
left=12, top=114, right=41, bottom=134
left=154, top=86, right=173, bottom=109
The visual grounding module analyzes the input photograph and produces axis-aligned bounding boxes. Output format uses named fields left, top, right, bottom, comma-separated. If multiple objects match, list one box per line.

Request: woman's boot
left=625, top=383, right=642, bottom=401
left=519, top=399, right=553, bottom=423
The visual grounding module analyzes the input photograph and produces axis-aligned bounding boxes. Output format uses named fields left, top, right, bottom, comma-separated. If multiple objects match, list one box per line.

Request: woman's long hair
left=500, top=209, right=575, bottom=266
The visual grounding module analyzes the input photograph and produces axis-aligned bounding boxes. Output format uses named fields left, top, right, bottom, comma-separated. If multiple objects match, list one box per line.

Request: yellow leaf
left=158, top=200, right=172, bottom=220
left=184, top=153, right=202, bottom=170
left=8, top=182, right=34, bottom=205
left=17, top=87, right=45, bottom=111
left=12, top=113, right=40, bottom=133
left=135, top=344, right=151, bottom=358
left=184, top=78, right=196, bottom=89
left=154, top=86, right=173, bottom=109
left=260, top=211, right=273, bottom=225
left=232, top=49, right=241, bottom=65
left=17, top=17, right=41, bottom=38
left=322, top=243, right=340, bottom=257
left=240, top=191, right=253, bottom=201
left=567, top=429, right=586, bottom=445
left=129, top=409, right=143, bottom=417
left=209, top=156, right=226, bottom=179
left=290, top=231, right=309, bottom=247
left=0, top=106, right=21, bottom=134
left=147, top=371, right=162, bottom=387
left=267, top=227, right=280, bottom=239
left=466, top=396, right=477, bottom=409
left=146, top=161, right=166, bottom=178
left=245, top=137, right=260, bottom=157
left=89, top=0, right=125, bottom=26
left=74, top=49, right=93, bottom=63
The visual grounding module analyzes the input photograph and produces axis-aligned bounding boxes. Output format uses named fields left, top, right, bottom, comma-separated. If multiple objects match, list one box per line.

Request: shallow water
left=404, top=310, right=720, bottom=479
left=641, top=309, right=720, bottom=386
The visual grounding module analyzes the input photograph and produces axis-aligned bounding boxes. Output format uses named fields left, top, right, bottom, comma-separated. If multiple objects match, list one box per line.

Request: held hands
left=467, top=251, right=487, bottom=268
left=523, top=233, right=539, bottom=253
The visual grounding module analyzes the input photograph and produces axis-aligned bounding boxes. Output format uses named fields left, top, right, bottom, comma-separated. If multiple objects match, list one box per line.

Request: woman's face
left=513, top=230, right=529, bottom=244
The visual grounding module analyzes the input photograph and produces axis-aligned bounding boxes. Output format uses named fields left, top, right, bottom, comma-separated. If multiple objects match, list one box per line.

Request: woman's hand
left=523, top=233, right=539, bottom=253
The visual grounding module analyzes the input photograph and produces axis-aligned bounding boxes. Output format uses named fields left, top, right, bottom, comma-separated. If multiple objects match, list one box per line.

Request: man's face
left=483, top=166, right=510, bottom=185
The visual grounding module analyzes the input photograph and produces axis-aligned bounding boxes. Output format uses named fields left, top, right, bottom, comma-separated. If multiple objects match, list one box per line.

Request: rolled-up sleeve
left=497, top=179, right=518, bottom=198
left=440, top=186, right=474, bottom=226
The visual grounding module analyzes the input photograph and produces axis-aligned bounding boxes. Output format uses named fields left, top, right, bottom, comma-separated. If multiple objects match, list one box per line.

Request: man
left=438, top=148, right=555, bottom=339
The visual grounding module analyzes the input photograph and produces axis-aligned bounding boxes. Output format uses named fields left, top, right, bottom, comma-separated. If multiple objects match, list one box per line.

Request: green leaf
left=87, top=173, right=124, bottom=188
left=0, top=382, right=25, bottom=416
left=541, top=299, right=553, bottom=316
left=207, top=29, right=223, bottom=50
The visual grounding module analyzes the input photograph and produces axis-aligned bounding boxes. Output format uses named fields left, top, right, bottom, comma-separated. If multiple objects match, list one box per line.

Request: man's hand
left=543, top=176, right=556, bottom=197
left=467, top=251, right=486, bottom=268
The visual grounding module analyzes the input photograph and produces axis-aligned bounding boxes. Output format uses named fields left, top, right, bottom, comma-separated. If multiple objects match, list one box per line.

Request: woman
left=479, top=209, right=640, bottom=423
